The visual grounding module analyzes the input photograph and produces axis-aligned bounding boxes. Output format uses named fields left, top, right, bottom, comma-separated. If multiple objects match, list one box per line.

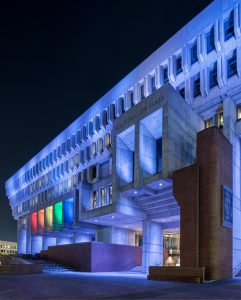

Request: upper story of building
left=6, top=0, right=241, bottom=218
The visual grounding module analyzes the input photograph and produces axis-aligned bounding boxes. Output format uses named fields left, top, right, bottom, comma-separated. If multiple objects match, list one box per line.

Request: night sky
left=0, top=0, right=212, bottom=241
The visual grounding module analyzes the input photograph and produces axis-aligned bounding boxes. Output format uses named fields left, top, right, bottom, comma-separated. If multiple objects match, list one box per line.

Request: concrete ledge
left=148, top=266, right=205, bottom=283
left=0, top=264, right=43, bottom=275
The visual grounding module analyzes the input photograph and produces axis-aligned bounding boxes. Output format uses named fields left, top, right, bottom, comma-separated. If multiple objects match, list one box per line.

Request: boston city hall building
left=5, top=0, right=241, bottom=282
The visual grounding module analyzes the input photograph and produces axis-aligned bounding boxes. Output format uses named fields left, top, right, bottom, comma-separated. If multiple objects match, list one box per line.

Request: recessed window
left=151, top=75, right=156, bottom=92
left=179, top=87, right=185, bottom=99
left=92, top=142, right=97, bottom=157
left=176, top=56, right=182, bottom=75
left=163, top=66, right=168, bottom=84
left=130, top=90, right=134, bottom=107
left=119, top=97, right=125, bottom=114
left=193, top=75, right=201, bottom=98
left=210, top=62, right=218, bottom=88
left=101, top=187, right=106, bottom=206
left=140, top=83, right=145, bottom=99
left=109, top=185, right=113, bottom=203
left=205, top=118, right=213, bottom=129
left=191, top=42, right=198, bottom=65
left=92, top=191, right=97, bottom=209
left=206, top=26, right=215, bottom=53
left=227, top=50, right=237, bottom=78
left=218, top=112, right=223, bottom=129
left=237, top=106, right=241, bottom=120
left=224, top=10, right=234, bottom=41
left=98, top=138, right=104, bottom=153
left=105, top=133, right=111, bottom=149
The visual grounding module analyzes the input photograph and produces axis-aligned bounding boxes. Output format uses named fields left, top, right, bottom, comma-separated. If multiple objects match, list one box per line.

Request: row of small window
left=0, top=245, right=17, bottom=249
left=14, top=133, right=111, bottom=193
left=205, top=105, right=241, bottom=129
left=16, top=174, right=79, bottom=215
left=85, top=185, right=113, bottom=211
left=178, top=49, right=237, bottom=100
left=205, top=112, right=224, bottom=130
left=0, top=250, right=17, bottom=253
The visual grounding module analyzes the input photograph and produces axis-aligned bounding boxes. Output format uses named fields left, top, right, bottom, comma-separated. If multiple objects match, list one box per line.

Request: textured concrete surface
left=0, top=272, right=240, bottom=300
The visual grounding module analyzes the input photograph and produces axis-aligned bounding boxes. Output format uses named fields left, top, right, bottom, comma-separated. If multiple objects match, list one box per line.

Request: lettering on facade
left=115, top=95, right=164, bottom=132
left=222, top=185, right=233, bottom=229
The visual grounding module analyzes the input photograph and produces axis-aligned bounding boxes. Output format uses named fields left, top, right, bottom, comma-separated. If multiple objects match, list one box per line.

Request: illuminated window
left=92, top=142, right=97, bottom=157
left=191, top=42, right=198, bottom=64
left=105, top=133, right=111, bottom=149
left=92, top=191, right=97, bottom=209
left=101, top=187, right=106, bottom=206
left=237, top=106, right=241, bottom=120
left=227, top=50, right=237, bottom=78
left=224, top=10, right=234, bottom=41
left=210, top=62, right=218, bottom=88
left=151, top=75, right=156, bottom=92
left=176, top=55, right=182, bottom=75
left=205, top=118, right=213, bottom=129
left=98, top=138, right=104, bottom=153
left=218, top=112, right=224, bottom=129
left=109, top=185, right=113, bottom=203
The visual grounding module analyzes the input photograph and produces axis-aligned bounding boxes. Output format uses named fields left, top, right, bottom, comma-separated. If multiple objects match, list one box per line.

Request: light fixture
left=111, top=215, right=115, bottom=219
left=159, top=183, right=163, bottom=187
left=134, top=191, right=138, bottom=194
left=94, top=219, right=98, bottom=222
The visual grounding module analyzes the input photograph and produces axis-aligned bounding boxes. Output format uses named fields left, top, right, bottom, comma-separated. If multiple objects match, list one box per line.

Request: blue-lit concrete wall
left=116, top=126, right=135, bottom=186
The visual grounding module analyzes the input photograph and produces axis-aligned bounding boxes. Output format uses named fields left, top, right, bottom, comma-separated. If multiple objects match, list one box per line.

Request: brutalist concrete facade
left=5, top=0, right=241, bottom=280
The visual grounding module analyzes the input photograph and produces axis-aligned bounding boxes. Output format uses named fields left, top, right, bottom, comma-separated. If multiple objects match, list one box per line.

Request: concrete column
left=42, top=236, right=57, bottom=250
left=26, top=214, right=32, bottom=254
left=31, top=236, right=43, bottom=254
left=142, top=220, right=163, bottom=273
left=17, top=219, right=27, bottom=254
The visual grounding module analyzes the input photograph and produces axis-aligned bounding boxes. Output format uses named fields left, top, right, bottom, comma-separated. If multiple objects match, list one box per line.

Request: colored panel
left=31, top=212, right=37, bottom=234
left=64, top=198, right=74, bottom=228
left=54, top=202, right=63, bottom=230
left=37, top=209, right=45, bottom=233
left=46, top=206, right=53, bottom=231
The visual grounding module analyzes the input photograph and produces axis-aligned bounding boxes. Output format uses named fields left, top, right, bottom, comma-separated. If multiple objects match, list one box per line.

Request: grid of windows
left=9, top=4, right=241, bottom=212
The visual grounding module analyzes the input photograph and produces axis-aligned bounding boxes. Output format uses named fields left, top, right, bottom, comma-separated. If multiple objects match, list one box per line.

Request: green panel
left=54, top=202, right=63, bottom=229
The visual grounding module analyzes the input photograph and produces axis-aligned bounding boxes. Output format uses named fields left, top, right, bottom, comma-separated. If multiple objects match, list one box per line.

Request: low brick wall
left=148, top=266, right=205, bottom=283
left=41, top=242, right=141, bottom=272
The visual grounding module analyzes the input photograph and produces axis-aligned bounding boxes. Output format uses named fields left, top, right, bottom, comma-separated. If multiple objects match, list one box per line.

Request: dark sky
left=0, top=0, right=212, bottom=241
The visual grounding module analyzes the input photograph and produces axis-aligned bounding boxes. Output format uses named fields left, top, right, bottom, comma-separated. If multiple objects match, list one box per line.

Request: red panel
left=31, top=212, right=37, bottom=234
